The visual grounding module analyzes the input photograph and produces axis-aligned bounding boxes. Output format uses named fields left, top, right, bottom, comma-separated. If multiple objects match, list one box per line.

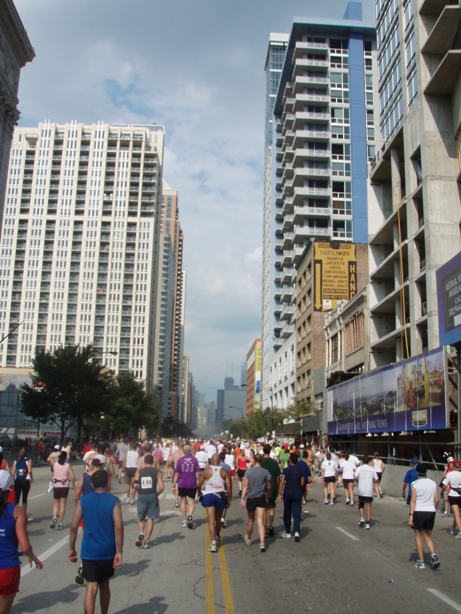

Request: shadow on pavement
left=16, top=584, right=80, bottom=611
left=113, top=595, right=168, bottom=613
left=115, top=558, right=151, bottom=577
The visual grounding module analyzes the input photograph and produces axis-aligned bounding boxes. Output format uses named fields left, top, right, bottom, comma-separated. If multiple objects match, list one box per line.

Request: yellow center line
left=205, top=527, right=216, bottom=614
left=218, top=540, right=235, bottom=614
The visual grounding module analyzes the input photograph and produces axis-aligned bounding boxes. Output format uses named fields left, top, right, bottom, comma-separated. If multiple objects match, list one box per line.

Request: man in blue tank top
left=68, top=470, right=123, bottom=614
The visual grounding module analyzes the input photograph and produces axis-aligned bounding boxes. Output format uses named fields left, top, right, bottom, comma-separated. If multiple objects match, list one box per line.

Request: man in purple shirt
left=172, top=444, right=200, bottom=529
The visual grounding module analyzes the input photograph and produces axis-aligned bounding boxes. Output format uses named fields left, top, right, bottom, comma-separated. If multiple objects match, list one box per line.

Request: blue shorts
left=137, top=493, right=160, bottom=521
left=201, top=493, right=227, bottom=510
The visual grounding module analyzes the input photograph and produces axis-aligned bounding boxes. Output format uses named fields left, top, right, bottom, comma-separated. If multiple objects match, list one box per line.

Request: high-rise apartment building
left=160, top=188, right=185, bottom=421
left=0, top=122, right=164, bottom=393
left=262, top=2, right=377, bottom=409
left=369, top=0, right=461, bottom=365
left=0, top=0, right=35, bottom=231
left=262, top=33, right=289, bottom=410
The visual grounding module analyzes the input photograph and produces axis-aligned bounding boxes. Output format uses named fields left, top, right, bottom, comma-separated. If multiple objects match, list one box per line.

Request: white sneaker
left=294, top=532, right=300, bottom=542
left=358, top=518, right=365, bottom=527
left=350, top=501, right=354, bottom=506
left=323, top=499, right=329, bottom=504
left=282, top=532, right=292, bottom=539
left=345, top=498, right=350, bottom=504
left=329, top=501, right=334, bottom=506
left=208, top=541, right=217, bottom=552
left=182, top=520, right=187, bottom=527
left=244, top=535, right=251, bottom=546
left=365, top=523, right=371, bottom=530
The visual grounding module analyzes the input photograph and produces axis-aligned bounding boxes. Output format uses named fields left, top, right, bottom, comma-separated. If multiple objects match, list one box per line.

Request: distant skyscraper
left=0, top=122, right=164, bottom=394
left=262, top=3, right=377, bottom=409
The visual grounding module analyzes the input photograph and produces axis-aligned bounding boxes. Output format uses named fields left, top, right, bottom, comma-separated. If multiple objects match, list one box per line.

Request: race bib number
left=141, top=476, right=153, bottom=489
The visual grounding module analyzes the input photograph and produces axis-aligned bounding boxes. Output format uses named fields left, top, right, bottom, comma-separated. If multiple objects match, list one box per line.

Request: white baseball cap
left=0, top=470, right=13, bottom=492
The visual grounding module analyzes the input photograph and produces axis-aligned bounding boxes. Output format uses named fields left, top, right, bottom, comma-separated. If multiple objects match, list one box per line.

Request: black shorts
left=448, top=495, right=461, bottom=507
left=82, top=559, right=114, bottom=584
left=125, top=467, right=136, bottom=479
left=178, top=487, right=197, bottom=499
left=413, top=511, right=436, bottom=532
left=14, top=480, right=30, bottom=505
left=358, top=496, right=373, bottom=509
left=342, top=479, right=354, bottom=486
left=237, top=469, right=246, bottom=478
left=266, top=496, right=277, bottom=510
left=323, top=476, right=336, bottom=483
left=376, top=472, right=383, bottom=482
left=53, top=487, right=69, bottom=500
left=246, top=496, right=266, bottom=512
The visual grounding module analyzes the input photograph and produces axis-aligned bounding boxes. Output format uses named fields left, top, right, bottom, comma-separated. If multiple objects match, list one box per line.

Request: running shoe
left=136, top=533, right=144, bottom=547
left=358, top=518, right=365, bottom=527
left=221, top=518, right=227, bottom=528
left=182, top=520, right=187, bottom=528
left=345, top=499, right=350, bottom=504
left=208, top=541, right=217, bottom=552
left=294, top=532, right=300, bottom=542
left=57, top=523, right=63, bottom=530
left=175, top=502, right=180, bottom=508
left=449, top=526, right=457, bottom=535
left=268, top=526, right=275, bottom=537
left=187, top=514, right=194, bottom=529
left=431, top=553, right=440, bottom=569
left=365, top=523, right=371, bottom=530
left=50, top=517, right=57, bottom=529
left=244, top=535, right=252, bottom=546
left=323, top=499, right=329, bottom=504
left=350, top=501, right=354, bottom=506
left=329, top=501, right=334, bottom=506
left=75, top=566, right=84, bottom=585
left=455, top=533, right=461, bottom=539
left=282, top=532, right=292, bottom=539
left=260, top=543, right=266, bottom=552
left=414, top=560, right=426, bottom=570
left=143, top=540, right=151, bottom=549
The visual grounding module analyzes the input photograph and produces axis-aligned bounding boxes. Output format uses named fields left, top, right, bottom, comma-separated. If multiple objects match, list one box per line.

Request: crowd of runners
left=0, top=437, right=460, bottom=612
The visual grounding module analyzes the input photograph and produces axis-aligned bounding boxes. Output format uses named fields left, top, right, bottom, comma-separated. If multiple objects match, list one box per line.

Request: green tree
left=244, top=407, right=286, bottom=440
left=158, top=416, right=191, bottom=438
left=20, top=344, right=112, bottom=445
left=103, top=371, right=160, bottom=439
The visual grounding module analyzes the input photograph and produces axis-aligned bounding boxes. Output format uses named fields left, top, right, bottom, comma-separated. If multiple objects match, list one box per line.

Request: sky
left=14, top=0, right=375, bottom=404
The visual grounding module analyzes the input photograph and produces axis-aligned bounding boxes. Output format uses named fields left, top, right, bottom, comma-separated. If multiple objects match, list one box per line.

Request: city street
left=15, top=464, right=461, bottom=613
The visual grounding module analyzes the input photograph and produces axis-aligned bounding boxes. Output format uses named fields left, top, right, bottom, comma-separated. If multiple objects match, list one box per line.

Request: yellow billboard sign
left=313, top=243, right=357, bottom=311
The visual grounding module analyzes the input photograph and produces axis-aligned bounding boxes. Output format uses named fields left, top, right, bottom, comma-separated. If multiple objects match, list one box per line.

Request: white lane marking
left=335, top=527, right=359, bottom=541
left=21, top=535, right=69, bottom=577
left=29, top=493, right=46, bottom=501
left=428, top=589, right=461, bottom=612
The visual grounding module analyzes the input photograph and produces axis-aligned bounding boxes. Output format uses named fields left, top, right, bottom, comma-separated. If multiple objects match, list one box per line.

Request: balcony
left=422, top=4, right=461, bottom=55
left=293, top=205, right=331, bottom=223
left=424, top=49, right=461, bottom=94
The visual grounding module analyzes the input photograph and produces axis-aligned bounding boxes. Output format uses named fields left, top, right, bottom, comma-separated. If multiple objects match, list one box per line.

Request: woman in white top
left=122, top=442, right=139, bottom=504
left=441, top=459, right=461, bottom=537
left=321, top=452, right=338, bottom=505
left=371, top=452, right=385, bottom=498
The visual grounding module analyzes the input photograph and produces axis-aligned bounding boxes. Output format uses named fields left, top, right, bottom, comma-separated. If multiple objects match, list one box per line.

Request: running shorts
left=137, top=493, right=160, bottom=521
left=376, top=472, right=383, bottom=482
left=246, top=496, right=267, bottom=512
left=0, top=567, right=20, bottom=596
left=448, top=495, right=461, bottom=507
left=201, top=493, right=227, bottom=510
left=53, top=487, right=69, bottom=500
left=125, top=467, right=136, bottom=479
left=82, top=559, right=115, bottom=584
left=237, top=469, right=246, bottom=478
left=413, top=511, right=436, bottom=532
left=178, top=487, right=197, bottom=499
left=358, top=496, right=373, bottom=509
left=342, top=479, right=354, bottom=486
left=323, top=476, right=336, bottom=483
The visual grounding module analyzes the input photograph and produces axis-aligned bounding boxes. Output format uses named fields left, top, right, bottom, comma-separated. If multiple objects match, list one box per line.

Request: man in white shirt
left=355, top=455, right=378, bottom=529
left=409, top=463, right=440, bottom=570
left=206, top=441, right=217, bottom=460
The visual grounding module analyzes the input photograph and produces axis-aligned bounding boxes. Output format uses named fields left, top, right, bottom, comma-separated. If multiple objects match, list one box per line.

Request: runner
left=355, top=455, right=379, bottom=529
left=237, top=453, right=248, bottom=496
left=197, top=453, right=231, bottom=553
left=409, top=463, right=440, bottom=570
left=169, top=441, right=185, bottom=508
left=218, top=451, right=232, bottom=529
left=162, top=442, right=171, bottom=479
left=402, top=458, right=419, bottom=505
left=441, top=459, right=461, bottom=537
left=11, top=448, right=33, bottom=520
left=280, top=453, right=304, bottom=541
left=241, top=453, right=271, bottom=552
left=173, top=444, right=200, bottom=529
left=321, top=452, right=338, bottom=505
left=50, top=450, right=75, bottom=530
left=371, top=452, right=385, bottom=498
left=116, top=439, right=129, bottom=484
left=340, top=453, right=356, bottom=506
left=0, top=470, right=42, bottom=613
left=69, top=470, right=123, bottom=614
left=122, top=442, right=139, bottom=504
left=261, top=444, right=281, bottom=537
left=133, top=454, right=163, bottom=548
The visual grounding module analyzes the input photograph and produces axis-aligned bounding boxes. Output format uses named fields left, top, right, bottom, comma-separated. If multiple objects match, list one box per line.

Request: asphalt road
left=12, top=464, right=461, bottom=613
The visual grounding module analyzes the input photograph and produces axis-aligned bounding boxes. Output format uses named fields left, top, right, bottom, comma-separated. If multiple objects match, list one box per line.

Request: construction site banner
left=327, top=347, right=447, bottom=435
